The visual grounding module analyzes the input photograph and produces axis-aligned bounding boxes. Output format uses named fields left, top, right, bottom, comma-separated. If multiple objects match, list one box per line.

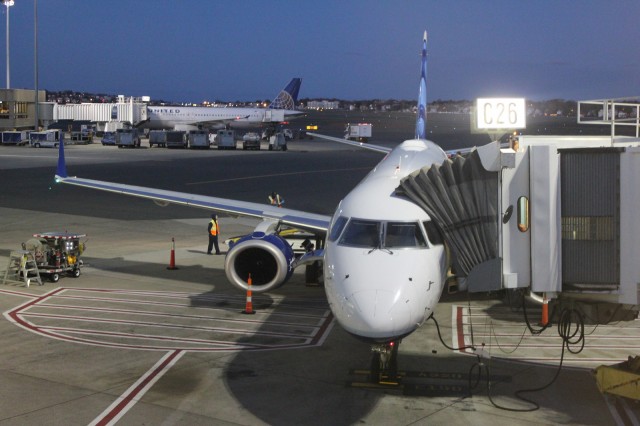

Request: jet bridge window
left=339, top=219, right=380, bottom=248
left=385, top=222, right=427, bottom=248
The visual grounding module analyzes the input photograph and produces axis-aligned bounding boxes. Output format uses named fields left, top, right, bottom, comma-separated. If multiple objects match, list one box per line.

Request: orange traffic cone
left=167, top=237, right=178, bottom=270
left=242, top=274, right=255, bottom=314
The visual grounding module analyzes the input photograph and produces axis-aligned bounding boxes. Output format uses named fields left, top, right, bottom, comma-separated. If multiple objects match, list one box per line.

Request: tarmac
left=0, top=128, right=639, bottom=425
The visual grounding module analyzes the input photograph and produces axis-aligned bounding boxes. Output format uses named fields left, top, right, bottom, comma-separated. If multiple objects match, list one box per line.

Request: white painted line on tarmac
left=89, top=349, right=185, bottom=426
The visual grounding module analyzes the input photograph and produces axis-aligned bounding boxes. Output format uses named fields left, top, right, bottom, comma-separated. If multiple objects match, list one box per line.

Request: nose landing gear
left=370, top=340, right=401, bottom=384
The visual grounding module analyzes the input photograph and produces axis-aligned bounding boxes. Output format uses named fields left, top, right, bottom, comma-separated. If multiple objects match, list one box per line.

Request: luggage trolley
left=26, top=232, right=87, bottom=283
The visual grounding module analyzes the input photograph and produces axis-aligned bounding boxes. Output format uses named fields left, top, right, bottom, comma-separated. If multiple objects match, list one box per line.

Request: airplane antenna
left=415, top=31, right=428, bottom=140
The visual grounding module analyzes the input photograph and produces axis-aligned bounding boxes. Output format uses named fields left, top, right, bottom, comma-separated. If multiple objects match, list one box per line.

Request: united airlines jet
left=140, top=78, right=304, bottom=131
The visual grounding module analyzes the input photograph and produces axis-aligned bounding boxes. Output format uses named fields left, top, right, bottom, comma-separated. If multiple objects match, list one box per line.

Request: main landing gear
left=370, top=340, right=401, bottom=384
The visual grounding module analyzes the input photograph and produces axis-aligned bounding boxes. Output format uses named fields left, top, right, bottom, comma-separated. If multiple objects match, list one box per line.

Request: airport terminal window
left=14, top=102, right=28, bottom=119
left=385, top=222, right=427, bottom=248
left=328, top=216, right=348, bottom=242
left=339, top=219, right=380, bottom=248
left=424, top=221, right=444, bottom=246
left=0, top=101, right=8, bottom=118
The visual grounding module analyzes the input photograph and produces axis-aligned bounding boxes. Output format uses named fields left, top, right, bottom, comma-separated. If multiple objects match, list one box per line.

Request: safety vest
left=210, top=220, right=219, bottom=236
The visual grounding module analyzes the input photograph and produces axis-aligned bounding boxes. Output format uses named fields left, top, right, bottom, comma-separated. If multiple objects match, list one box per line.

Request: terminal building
left=0, top=89, right=47, bottom=130
left=0, top=89, right=148, bottom=132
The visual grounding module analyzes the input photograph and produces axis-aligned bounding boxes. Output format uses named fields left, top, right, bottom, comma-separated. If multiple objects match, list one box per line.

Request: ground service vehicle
left=2, top=130, right=29, bottom=145
left=24, top=232, right=86, bottom=282
left=345, top=123, right=372, bottom=142
left=116, top=128, right=141, bottom=148
left=165, top=131, right=187, bottom=148
left=30, top=130, right=64, bottom=148
left=217, top=129, right=236, bottom=150
left=188, top=130, right=209, bottom=148
left=268, top=132, right=287, bottom=151
left=242, top=132, right=260, bottom=150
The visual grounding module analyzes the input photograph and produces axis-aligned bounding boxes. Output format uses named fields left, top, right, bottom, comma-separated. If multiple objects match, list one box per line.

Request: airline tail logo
left=270, top=78, right=302, bottom=110
left=415, top=31, right=428, bottom=140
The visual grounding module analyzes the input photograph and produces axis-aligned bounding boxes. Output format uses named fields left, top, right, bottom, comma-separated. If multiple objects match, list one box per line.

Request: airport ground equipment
left=25, top=232, right=86, bottom=283
left=216, top=129, right=236, bottom=150
left=30, top=129, right=63, bottom=148
left=101, top=131, right=116, bottom=145
left=116, top=128, right=141, bottom=148
left=2, top=250, right=42, bottom=287
left=187, top=130, right=209, bottom=149
left=1, top=130, right=29, bottom=145
left=595, top=357, right=640, bottom=400
left=268, top=132, right=287, bottom=151
left=148, top=130, right=166, bottom=147
left=70, top=125, right=94, bottom=144
left=242, top=132, right=260, bottom=150
left=165, top=130, right=187, bottom=148
left=345, top=123, right=372, bottom=142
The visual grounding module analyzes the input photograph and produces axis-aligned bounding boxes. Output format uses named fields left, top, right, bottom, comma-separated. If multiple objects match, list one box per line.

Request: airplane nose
left=344, top=289, right=412, bottom=339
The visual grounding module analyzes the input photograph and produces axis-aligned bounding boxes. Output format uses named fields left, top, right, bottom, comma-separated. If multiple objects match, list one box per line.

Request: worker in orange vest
left=207, top=213, right=221, bottom=255
left=269, top=191, right=284, bottom=208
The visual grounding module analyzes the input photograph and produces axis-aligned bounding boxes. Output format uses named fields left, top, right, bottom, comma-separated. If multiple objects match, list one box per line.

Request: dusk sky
left=4, top=1, right=640, bottom=103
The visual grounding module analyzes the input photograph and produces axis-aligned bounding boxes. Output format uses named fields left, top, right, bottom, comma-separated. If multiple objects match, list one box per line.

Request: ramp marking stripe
left=19, top=311, right=317, bottom=338
left=35, top=302, right=322, bottom=327
left=90, top=349, right=184, bottom=426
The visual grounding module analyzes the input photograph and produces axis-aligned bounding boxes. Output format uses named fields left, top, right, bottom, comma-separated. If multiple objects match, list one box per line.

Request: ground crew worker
left=207, top=214, right=221, bottom=255
left=269, top=191, right=284, bottom=208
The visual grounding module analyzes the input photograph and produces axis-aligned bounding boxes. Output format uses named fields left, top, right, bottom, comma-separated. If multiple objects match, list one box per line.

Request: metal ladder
left=2, top=250, right=43, bottom=287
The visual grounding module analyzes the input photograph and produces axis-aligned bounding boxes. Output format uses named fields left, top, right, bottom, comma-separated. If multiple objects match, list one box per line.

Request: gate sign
left=476, top=98, right=526, bottom=130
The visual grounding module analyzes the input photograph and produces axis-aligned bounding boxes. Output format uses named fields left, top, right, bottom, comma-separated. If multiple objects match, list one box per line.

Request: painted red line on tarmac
left=455, top=306, right=469, bottom=353
left=0, top=288, right=38, bottom=298
left=91, top=349, right=184, bottom=426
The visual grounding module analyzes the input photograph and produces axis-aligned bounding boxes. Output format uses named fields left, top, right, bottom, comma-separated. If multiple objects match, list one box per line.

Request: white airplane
left=140, top=78, right=304, bottom=131
left=55, top=32, right=458, bottom=379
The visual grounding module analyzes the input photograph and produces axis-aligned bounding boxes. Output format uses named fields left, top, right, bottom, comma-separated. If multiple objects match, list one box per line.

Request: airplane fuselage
left=142, top=106, right=303, bottom=131
left=323, top=139, right=449, bottom=342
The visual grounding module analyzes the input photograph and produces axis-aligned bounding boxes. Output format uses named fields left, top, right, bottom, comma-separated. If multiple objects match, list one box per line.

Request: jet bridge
left=398, top=135, right=640, bottom=317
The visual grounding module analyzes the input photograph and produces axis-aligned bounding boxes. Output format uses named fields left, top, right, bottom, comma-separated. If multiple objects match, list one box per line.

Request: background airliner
left=55, top=32, right=460, bottom=380
left=140, top=78, right=304, bottom=131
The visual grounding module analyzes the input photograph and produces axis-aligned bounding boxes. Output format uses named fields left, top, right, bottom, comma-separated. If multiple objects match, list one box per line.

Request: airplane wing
left=310, top=132, right=480, bottom=158
left=54, top=145, right=330, bottom=235
left=307, top=133, right=392, bottom=154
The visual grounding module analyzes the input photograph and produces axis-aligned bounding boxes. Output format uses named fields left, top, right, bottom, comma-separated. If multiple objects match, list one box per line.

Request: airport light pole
left=2, top=0, right=14, bottom=89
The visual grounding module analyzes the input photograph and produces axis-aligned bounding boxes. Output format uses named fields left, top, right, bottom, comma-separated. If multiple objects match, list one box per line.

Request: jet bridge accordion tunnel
left=397, top=137, right=640, bottom=322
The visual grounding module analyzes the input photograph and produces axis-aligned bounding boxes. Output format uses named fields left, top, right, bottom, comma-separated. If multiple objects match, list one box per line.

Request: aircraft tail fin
left=56, top=139, right=68, bottom=178
left=269, top=78, right=302, bottom=110
left=415, top=31, right=428, bottom=140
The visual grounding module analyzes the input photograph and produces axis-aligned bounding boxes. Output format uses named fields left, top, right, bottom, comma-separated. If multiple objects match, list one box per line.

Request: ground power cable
left=429, top=293, right=586, bottom=413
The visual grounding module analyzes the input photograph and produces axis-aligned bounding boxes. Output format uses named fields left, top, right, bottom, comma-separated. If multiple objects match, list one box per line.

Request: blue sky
left=4, top=0, right=640, bottom=103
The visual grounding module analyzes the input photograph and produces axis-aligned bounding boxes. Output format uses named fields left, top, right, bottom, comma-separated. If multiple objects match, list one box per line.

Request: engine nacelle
left=224, top=232, right=295, bottom=292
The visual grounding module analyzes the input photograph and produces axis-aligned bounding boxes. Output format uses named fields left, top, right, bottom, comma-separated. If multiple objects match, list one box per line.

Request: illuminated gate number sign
left=476, top=98, right=526, bottom=130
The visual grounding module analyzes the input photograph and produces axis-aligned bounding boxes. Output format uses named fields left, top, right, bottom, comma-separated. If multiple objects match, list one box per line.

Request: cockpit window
left=337, top=219, right=428, bottom=249
left=339, top=219, right=380, bottom=247
left=328, top=216, right=348, bottom=242
left=385, top=222, right=427, bottom=248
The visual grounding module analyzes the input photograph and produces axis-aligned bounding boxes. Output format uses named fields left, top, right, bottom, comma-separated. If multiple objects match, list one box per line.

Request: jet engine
left=224, top=231, right=295, bottom=293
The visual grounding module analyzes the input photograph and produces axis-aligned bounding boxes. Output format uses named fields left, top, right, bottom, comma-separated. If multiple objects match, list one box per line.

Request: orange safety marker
left=541, top=293, right=549, bottom=326
left=167, top=237, right=178, bottom=270
left=242, top=274, right=255, bottom=314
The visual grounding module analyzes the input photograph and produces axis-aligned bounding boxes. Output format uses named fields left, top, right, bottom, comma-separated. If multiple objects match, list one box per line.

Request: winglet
left=269, top=78, right=302, bottom=110
left=56, top=139, right=68, bottom=178
left=415, top=31, right=428, bottom=140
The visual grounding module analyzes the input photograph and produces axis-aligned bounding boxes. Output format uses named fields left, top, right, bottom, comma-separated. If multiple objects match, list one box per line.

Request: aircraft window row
left=329, top=217, right=430, bottom=249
